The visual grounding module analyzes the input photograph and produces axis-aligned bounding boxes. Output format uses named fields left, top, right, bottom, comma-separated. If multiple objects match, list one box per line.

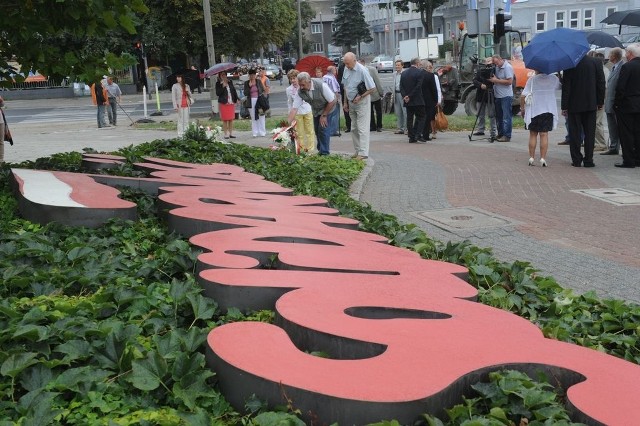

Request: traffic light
left=493, top=12, right=512, bottom=43
left=494, top=13, right=505, bottom=43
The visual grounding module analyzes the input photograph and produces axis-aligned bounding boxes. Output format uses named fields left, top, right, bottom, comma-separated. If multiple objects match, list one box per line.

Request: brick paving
left=357, top=129, right=640, bottom=304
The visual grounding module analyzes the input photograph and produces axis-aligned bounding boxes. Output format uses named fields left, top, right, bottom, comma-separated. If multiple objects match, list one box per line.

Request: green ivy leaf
left=18, top=390, right=61, bottom=426
left=470, top=264, right=494, bottom=276
left=54, top=340, right=92, bottom=362
left=20, top=364, right=53, bottom=392
left=1, top=352, right=39, bottom=378
left=252, top=411, right=306, bottom=426
left=130, top=351, right=168, bottom=391
left=12, top=324, right=49, bottom=342
left=187, top=294, right=217, bottom=322
left=53, top=367, right=111, bottom=392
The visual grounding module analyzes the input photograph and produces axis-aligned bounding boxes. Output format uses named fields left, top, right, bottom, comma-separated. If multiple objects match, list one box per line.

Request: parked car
left=622, top=34, right=640, bottom=47
left=264, top=64, right=282, bottom=80
left=370, top=55, right=394, bottom=73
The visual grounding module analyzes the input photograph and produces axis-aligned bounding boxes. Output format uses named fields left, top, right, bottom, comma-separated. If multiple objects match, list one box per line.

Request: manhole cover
left=411, top=207, right=519, bottom=231
left=572, top=188, right=640, bottom=206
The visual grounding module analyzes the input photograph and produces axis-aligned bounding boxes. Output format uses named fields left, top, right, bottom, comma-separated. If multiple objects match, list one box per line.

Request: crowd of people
left=470, top=43, right=640, bottom=168
left=71, top=43, right=640, bottom=170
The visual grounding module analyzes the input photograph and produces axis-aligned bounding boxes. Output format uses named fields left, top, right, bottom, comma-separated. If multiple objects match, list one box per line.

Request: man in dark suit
left=561, top=56, right=605, bottom=167
left=561, top=55, right=606, bottom=167
left=613, top=43, right=640, bottom=168
left=420, top=59, right=439, bottom=141
left=400, top=57, right=426, bottom=143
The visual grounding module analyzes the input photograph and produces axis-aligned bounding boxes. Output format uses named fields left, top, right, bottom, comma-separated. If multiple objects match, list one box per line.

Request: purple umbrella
left=204, top=62, right=236, bottom=78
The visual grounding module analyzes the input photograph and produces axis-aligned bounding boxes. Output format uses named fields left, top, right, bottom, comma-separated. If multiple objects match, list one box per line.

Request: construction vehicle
left=441, top=10, right=532, bottom=116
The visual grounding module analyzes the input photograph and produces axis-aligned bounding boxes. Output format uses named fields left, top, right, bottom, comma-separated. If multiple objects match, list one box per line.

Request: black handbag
left=357, top=81, right=367, bottom=95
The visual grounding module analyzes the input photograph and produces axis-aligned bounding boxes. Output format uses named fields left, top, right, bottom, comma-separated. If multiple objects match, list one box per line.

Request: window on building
left=331, top=23, right=338, bottom=33
left=536, top=12, right=546, bottom=32
left=446, top=22, right=451, bottom=38
left=556, top=11, right=566, bottom=28
left=313, top=43, right=323, bottom=53
left=569, top=10, right=580, bottom=29
left=583, top=9, right=594, bottom=28
left=606, top=7, right=617, bottom=20
left=311, top=24, right=321, bottom=34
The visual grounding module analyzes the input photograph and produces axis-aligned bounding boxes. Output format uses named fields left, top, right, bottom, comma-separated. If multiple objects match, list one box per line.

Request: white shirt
left=286, top=84, right=312, bottom=115
left=521, top=73, right=561, bottom=128
left=342, top=62, right=375, bottom=102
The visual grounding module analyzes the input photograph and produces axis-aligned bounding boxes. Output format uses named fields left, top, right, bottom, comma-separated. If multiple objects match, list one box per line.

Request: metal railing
left=4, top=67, right=134, bottom=91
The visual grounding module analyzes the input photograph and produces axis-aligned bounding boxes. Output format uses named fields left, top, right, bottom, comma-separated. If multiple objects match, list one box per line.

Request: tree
left=332, top=0, right=373, bottom=54
left=392, top=0, right=447, bottom=34
left=200, top=0, right=297, bottom=60
left=284, top=0, right=315, bottom=58
left=0, top=0, right=148, bottom=84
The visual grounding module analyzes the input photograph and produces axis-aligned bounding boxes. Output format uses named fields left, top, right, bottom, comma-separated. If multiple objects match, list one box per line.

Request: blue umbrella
left=522, top=28, right=590, bottom=74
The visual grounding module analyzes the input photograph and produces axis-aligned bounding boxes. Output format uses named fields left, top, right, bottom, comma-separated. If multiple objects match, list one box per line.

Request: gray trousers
left=394, top=92, right=406, bottom=131
left=476, top=101, right=497, bottom=136
left=606, top=112, right=620, bottom=152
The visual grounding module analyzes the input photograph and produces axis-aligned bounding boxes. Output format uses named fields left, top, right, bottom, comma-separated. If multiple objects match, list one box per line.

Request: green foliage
left=332, top=0, right=373, bottom=51
left=420, top=370, right=584, bottom=426
left=0, top=0, right=148, bottom=83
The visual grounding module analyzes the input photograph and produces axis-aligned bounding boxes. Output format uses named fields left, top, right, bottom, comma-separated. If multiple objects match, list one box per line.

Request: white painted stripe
left=12, top=169, right=86, bottom=207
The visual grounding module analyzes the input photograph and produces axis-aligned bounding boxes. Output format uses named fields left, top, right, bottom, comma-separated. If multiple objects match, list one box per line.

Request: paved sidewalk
left=4, top=112, right=640, bottom=304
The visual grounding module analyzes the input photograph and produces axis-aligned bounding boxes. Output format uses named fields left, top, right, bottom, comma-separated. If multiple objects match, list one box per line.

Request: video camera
left=477, top=63, right=496, bottom=80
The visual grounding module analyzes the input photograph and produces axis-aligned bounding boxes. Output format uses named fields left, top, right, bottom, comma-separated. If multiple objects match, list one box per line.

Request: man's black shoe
left=571, top=162, right=582, bottom=167
left=614, top=163, right=636, bottom=168
left=417, top=137, right=428, bottom=143
left=600, top=149, right=619, bottom=155
left=473, top=131, right=485, bottom=136
left=409, top=139, right=417, bottom=143
left=583, top=162, right=595, bottom=168
left=376, top=128, right=382, bottom=132
left=345, top=129, right=351, bottom=133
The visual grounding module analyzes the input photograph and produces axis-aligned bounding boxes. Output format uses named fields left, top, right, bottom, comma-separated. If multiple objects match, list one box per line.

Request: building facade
left=304, top=0, right=639, bottom=60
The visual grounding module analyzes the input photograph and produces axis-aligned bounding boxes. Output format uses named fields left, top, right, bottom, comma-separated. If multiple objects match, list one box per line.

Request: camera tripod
left=468, top=88, right=497, bottom=143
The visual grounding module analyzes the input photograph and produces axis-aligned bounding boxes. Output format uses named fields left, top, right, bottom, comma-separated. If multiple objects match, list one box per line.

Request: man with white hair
left=287, top=72, right=336, bottom=155
left=613, top=43, right=640, bottom=168
left=341, top=52, right=376, bottom=160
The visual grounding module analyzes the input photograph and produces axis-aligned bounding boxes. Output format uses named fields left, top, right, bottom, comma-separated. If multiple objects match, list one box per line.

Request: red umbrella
left=295, top=55, right=334, bottom=76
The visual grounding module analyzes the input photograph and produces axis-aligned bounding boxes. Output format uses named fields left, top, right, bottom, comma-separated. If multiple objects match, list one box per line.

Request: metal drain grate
left=572, top=188, right=640, bottom=206
left=411, top=207, right=519, bottom=231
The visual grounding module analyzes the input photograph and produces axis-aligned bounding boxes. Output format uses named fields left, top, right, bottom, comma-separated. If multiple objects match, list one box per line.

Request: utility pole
left=203, top=0, right=217, bottom=114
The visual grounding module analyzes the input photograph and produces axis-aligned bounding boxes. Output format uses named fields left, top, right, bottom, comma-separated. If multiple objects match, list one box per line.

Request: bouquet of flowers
left=270, top=120, right=299, bottom=154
